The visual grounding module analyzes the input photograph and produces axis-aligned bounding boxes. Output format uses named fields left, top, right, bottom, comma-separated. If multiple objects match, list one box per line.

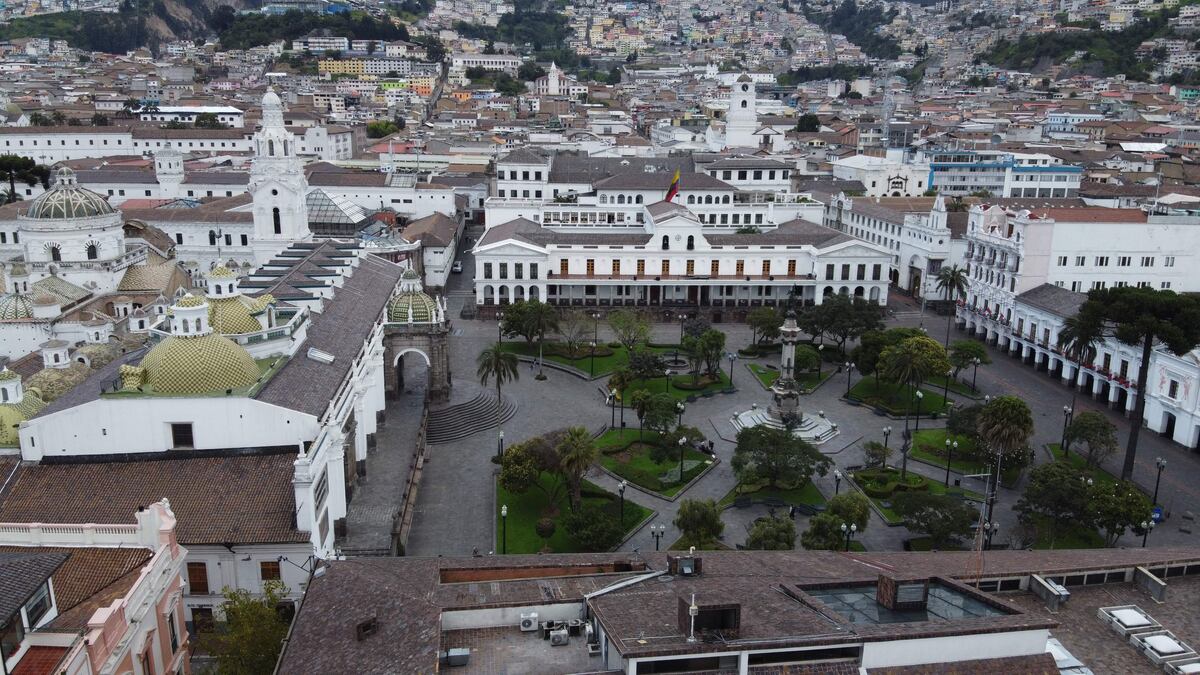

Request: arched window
left=1, top=388, right=8, bottom=402
left=705, top=195, right=713, bottom=204
left=741, top=100, right=748, bottom=108
left=86, top=243, right=98, bottom=260
left=723, top=195, right=731, bottom=204
left=686, top=235, right=695, bottom=251
left=49, top=246, right=61, bottom=262
left=272, top=207, right=282, bottom=234
left=687, top=195, right=695, bottom=204
left=214, top=284, right=222, bottom=295
left=635, top=195, right=643, bottom=204
left=52, top=353, right=60, bottom=363
left=268, top=139, right=275, bottom=156
left=194, top=318, right=202, bottom=332
left=600, top=194, right=608, bottom=204
left=617, top=194, right=626, bottom=204
left=208, top=231, right=217, bottom=246
left=181, top=320, right=189, bottom=334
left=661, top=235, right=669, bottom=250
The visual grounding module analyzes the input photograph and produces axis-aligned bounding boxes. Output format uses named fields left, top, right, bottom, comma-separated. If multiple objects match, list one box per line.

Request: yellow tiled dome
left=139, top=333, right=260, bottom=395
left=176, top=293, right=205, bottom=308
left=209, top=296, right=265, bottom=334
left=0, top=390, right=44, bottom=447
left=208, top=265, right=236, bottom=279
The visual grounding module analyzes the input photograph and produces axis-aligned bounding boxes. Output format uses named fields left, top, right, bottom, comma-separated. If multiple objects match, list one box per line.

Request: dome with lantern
left=387, top=268, right=441, bottom=323
left=124, top=293, right=262, bottom=395
left=0, top=367, right=45, bottom=447
left=0, top=293, right=33, bottom=320
left=23, top=168, right=117, bottom=220
left=203, top=265, right=274, bottom=334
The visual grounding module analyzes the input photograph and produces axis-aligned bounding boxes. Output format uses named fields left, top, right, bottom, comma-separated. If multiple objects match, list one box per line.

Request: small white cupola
left=0, top=368, right=22, bottom=404
left=40, top=339, right=70, bottom=369
left=170, top=293, right=212, bottom=336
left=206, top=265, right=240, bottom=298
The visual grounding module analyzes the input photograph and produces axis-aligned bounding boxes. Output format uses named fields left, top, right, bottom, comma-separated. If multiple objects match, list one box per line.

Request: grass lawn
left=850, top=466, right=983, bottom=525
left=717, top=481, right=827, bottom=509
left=595, top=428, right=713, bottom=497
left=906, top=536, right=966, bottom=552
left=624, top=370, right=732, bottom=401
left=909, top=429, right=1023, bottom=488
left=1046, top=444, right=1123, bottom=489
left=746, top=364, right=833, bottom=391
left=925, top=374, right=984, bottom=398
left=1029, top=514, right=1105, bottom=550
left=496, top=472, right=651, bottom=554
left=847, top=379, right=950, bottom=416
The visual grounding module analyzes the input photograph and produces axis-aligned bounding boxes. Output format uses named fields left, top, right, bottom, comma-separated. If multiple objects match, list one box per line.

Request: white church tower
left=724, top=74, right=759, bottom=149
left=154, top=144, right=184, bottom=199
left=249, top=88, right=310, bottom=264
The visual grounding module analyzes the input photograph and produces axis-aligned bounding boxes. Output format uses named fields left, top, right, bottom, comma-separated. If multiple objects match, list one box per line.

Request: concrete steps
left=426, top=391, right=517, bottom=444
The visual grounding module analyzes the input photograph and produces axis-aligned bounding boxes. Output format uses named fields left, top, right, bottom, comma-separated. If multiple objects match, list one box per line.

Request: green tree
left=90, top=112, right=109, bottom=126
left=1089, top=480, right=1151, bottom=547
left=935, top=264, right=969, bottom=346
left=28, top=111, right=52, bottom=126
left=792, top=344, right=820, bottom=378
left=535, top=517, right=556, bottom=549
left=746, top=515, right=796, bottom=550
left=1015, top=461, right=1091, bottom=548
left=674, top=498, right=724, bottom=548
left=946, top=404, right=983, bottom=450
left=628, top=346, right=665, bottom=382
left=851, top=329, right=888, bottom=386
left=556, top=309, right=591, bottom=356
left=608, top=309, right=649, bottom=351
left=794, top=112, right=820, bottom=132
left=642, top=393, right=677, bottom=444
left=366, top=120, right=399, bottom=138
left=948, top=340, right=989, bottom=379
left=892, top=492, right=976, bottom=548
left=522, top=300, right=558, bottom=378
left=498, top=439, right=564, bottom=504
left=164, top=120, right=188, bottom=129
left=194, top=112, right=227, bottom=129
left=476, top=342, right=519, bottom=429
left=628, top=389, right=652, bottom=440
left=1065, top=411, right=1118, bottom=469
left=681, top=334, right=703, bottom=384
left=863, top=440, right=891, bottom=467
left=563, top=505, right=623, bottom=551
left=879, top=336, right=951, bottom=438
left=802, top=493, right=870, bottom=550
left=697, top=329, right=726, bottom=377
left=0, top=155, right=47, bottom=204
left=207, top=581, right=291, bottom=674
left=557, top=426, right=598, bottom=511
left=801, top=294, right=884, bottom=353
left=1068, top=287, right=1200, bottom=479
left=977, top=395, right=1033, bottom=470
left=500, top=301, right=537, bottom=343
left=747, top=307, right=783, bottom=344
left=518, top=61, right=546, bottom=81
left=731, top=426, right=831, bottom=489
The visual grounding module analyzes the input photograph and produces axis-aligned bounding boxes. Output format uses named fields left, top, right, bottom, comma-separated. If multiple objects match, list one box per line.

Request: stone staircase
left=425, top=391, right=517, bottom=444
left=731, top=408, right=840, bottom=445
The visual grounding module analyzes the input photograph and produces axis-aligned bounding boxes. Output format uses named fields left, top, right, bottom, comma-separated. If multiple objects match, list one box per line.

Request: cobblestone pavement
left=404, top=274, right=1198, bottom=555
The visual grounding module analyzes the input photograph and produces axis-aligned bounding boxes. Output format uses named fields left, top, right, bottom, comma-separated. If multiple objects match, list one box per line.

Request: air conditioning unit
left=550, top=628, right=569, bottom=646
left=519, top=612, right=539, bottom=632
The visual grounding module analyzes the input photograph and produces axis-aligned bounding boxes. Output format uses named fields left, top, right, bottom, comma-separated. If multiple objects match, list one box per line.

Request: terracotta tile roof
left=10, top=645, right=69, bottom=675
left=0, top=546, right=150, bottom=629
left=0, top=551, right=67, bottom=622
left=867, top=653, right=1059, bottom=674
left=0, top=452, right=307, bottom=545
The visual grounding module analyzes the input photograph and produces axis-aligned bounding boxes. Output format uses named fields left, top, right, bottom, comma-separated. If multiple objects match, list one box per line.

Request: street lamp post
left=726, top=352, right=737, bottom=387
left=817, top=344, right=825, bottom=378
left=971, top=357, right=981, bottom=392
left=901, top=441, right=910, bottom=480
left=497, top=430, right=505, bottom=460
left=609, top=388, right=617, bottom=428
left=651, top=524, right=665, bottom=551
left=676, top=401, right=685, bottom=427
left=1153, top=457, right=1167, bottom=506
left=591, top=312, right=601, bottom=376
left=618, top=480, right=627, bottom=526
left=678, top=436, right=688, bottom=486
left=982, top=521, right=998, bottom=550
left=664, top=368, right=672, bottom=394
left=1060, top=406, right=1073, bottom=456
left=840, top=522, right=857, bottom=551
left=834, top=469, right=842, bottom=495
left=914, top=391, right=924, bottom=432
left=497, top=312, right=504, bottom=343
left=844, top=361, right=854, bottom=396
left=500, top=504, right=508, bottom=555
left=942, top=368, right=952, bottom=402
left=675, top=312, right=686, bottom=363
left=882, top=426, right=892, bottom=451
left=589, top=341, right=597, bottom=378
left=944, top=439, right=958, bottom=487
left=1142, top=520, right=1156, bottom=548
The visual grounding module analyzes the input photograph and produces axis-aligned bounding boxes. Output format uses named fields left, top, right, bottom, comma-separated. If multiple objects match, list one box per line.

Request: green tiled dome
left=0, top=294, right=33, bottom=320
left=25, top=168, right=116, bottom=220
left=388, top=291, right=438, bottom=323
left=0, top=390, right=44, bottom=447
left=139, top=333, right=260, bottom=395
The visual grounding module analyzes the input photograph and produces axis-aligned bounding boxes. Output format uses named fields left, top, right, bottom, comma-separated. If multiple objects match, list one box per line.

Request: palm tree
left=1056, top=313, right=1100, bottom=455
left=882, top=344, right=923, bottom=478
left=477, top=342, right=519, bottom=430
left=523, top=301, right=558, bottom=379
left=977, top=395, right=1034, bottom=521
left=557, top=426, right=597, bottom=511
left=935, top=265, right=969, bottom=347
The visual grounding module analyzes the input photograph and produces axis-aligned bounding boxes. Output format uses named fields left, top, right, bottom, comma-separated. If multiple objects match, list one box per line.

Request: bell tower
left=250, top=88, right=310, bottom=263
left=725, top=74, right=758, bottom=148
left=154, top=143, right=184, bottom=199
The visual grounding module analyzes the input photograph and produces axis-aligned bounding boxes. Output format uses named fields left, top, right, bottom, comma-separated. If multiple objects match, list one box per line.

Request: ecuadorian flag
left=665, top=169, right=681, bottom=202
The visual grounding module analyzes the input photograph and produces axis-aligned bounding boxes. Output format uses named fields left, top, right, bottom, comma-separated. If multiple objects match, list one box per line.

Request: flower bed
left=596, top=428, right=713, bottom=497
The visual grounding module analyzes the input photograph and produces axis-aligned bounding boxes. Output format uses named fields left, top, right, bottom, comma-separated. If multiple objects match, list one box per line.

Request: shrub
left=563, top=506, right=624, bottom=552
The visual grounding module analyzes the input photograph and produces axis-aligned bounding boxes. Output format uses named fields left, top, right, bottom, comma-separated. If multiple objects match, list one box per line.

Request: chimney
left=876, top=574, right=929, bottom=611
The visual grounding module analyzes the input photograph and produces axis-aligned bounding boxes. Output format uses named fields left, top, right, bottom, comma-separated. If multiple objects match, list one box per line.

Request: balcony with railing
left=26, top=246, right=147, bottom=273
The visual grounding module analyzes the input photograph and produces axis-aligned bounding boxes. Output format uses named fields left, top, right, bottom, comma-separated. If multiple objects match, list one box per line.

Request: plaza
left=393, top=234, right=1200, bottom=559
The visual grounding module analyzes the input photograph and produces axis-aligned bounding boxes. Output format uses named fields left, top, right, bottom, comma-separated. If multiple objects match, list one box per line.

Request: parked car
left=451, top=261, right=463, bottom=273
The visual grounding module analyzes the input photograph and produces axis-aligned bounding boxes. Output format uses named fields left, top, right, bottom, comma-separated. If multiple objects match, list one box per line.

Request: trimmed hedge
left=671, top=374, right=721, bottom=391
left=854, top=468, right=930, bottom=499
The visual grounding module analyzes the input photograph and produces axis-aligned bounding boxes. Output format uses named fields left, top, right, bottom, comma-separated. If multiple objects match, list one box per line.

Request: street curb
left=614, top=509, right=658, bottom=552
left=842, top=472, right=906, bottom=528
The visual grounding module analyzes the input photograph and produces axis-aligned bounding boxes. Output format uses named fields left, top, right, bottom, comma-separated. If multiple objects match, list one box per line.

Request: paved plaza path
left=405, top=260, right=1198, bottom=556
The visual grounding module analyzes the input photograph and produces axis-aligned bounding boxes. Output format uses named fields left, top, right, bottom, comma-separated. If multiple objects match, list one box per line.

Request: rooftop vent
left=307, top=347, right=335, bottom=364
left=668, top=555, right=702, bottom=577
left=355, top=617, right=379, bottom=641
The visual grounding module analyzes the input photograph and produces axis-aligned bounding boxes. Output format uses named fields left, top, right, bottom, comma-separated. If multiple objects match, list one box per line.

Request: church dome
left=139, top=333, right=261, bottom=395
left=208, top=295, right=271, bottom=334
left=0, top=390, right=44, bottom=447
left=208, top=265, right=236, bottom=279
left=0, top=293, right=33, bottom=320
left=25, top=168, right=116, bottom=220
left=387, top=268, right=438, bottom=323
